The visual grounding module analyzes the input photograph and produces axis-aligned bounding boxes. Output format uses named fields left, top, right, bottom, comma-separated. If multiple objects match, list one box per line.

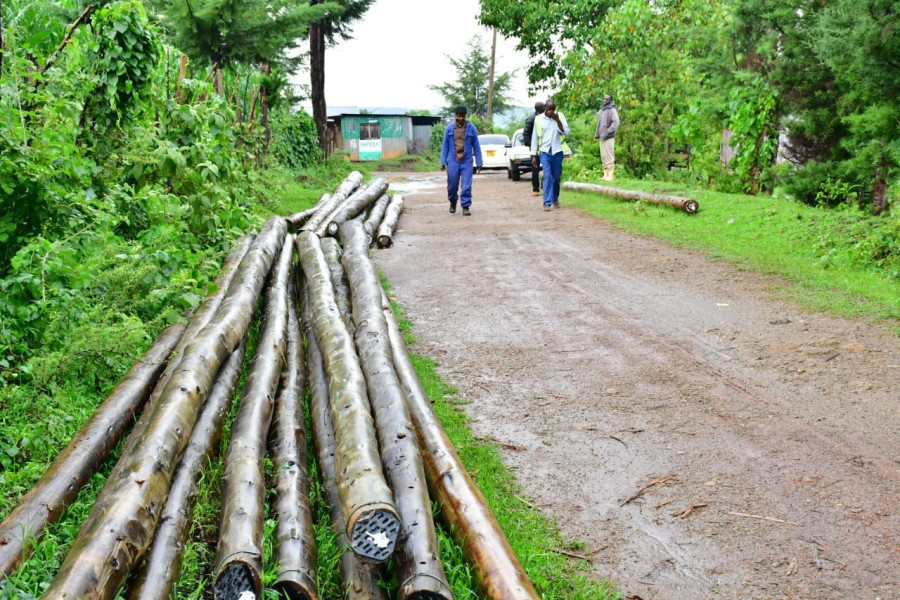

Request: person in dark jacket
left=440, top=106, right=483, bottom=216
left=522, top=101, right=545, bottom=196
left=594, top=94, right=620, bottom=181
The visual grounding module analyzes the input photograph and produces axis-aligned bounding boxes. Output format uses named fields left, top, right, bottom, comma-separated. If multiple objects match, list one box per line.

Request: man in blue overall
left=441, top=106, right=483, bottom=216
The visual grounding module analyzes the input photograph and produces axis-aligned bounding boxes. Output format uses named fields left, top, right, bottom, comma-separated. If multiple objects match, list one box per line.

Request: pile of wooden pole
left=0, top=172, right=539, bottom=600
left=563, top=180, right=700, bottom=214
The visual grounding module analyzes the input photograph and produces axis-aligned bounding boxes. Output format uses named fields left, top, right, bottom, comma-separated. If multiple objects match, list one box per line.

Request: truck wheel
left=511, top=168, right=521, bottom=181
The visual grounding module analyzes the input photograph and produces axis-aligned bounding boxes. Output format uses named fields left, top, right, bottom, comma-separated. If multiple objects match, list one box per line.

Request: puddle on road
left=385, top=174, right=443, bottom=195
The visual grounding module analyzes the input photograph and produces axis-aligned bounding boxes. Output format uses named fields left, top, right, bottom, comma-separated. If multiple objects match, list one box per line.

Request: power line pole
left=486, top=27, right=497, bottom=124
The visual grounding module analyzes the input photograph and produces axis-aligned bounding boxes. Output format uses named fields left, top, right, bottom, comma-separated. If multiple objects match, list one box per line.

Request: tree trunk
left=0, top=322, right=185, bottom=579
left=872, top=152, right=888, bottom=215
left=562, top=181, right=699, bottom=214
left=380, top=289, right=541, bottom=600
left=213, top=236, right=293, bottom=600
left=323, top=178, right=389, bottom=237
left=363, top=194, right=392, bottom=244
left=174, top=54, right=188, bottom=104
left=300, top=281, right=389, bottom=600
left=269, top=277, right=317, bottom=600
left=376, top=194, right=405, bottom=248
left=42, top=217, right=288, bottom=600
left=214, top=62, right=224, bottom=96
left=340, top=220, right=452, bottom=600
left=259, top=61, right=271, bottom=165
left=310, top=16, right=327, bottom=155
left=301, top=171, right=364, bottom=234
left=126, top=335, right=248, bottom=600
left=294, top=231, right=400, bottom=563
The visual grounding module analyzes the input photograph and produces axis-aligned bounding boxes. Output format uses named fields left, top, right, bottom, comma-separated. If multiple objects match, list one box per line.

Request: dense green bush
left=430, top=122, right=446, bottom=157
left=0, top=0, right=267, bottom=384
left=272, top=108, right=321, bottom=170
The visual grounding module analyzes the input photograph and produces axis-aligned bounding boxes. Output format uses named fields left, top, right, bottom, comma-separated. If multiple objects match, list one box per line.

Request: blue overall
left=441, top=122, right=483, bottom=209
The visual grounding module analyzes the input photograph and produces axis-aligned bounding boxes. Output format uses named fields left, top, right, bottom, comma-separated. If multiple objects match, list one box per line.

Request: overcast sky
left=292, top=0, right=538, bottom=113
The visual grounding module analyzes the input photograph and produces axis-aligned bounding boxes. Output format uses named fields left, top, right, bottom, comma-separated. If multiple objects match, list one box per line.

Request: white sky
left=292, top=0, right=539, bottom=112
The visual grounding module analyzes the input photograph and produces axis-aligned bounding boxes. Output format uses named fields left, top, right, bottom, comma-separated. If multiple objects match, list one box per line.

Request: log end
left=400, top=574, right=454, bottom=600
left=348, top=504, right=401, bottom=563
left=376, top=235, right=392, bottom=249
left=272, top=578, right=317, bottom=600
left=684, top=199, right=700, bottom=214
left=214, top=560, right=261, bottom=600
left=404, top=591, right=453, bottom=600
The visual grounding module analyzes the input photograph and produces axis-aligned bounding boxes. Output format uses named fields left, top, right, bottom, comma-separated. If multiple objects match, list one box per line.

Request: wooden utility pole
left=486, top=28, right=497, bottom=123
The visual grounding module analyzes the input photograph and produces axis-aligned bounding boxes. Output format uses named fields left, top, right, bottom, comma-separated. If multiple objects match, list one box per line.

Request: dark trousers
left=531, top=165, right=540, bottom=192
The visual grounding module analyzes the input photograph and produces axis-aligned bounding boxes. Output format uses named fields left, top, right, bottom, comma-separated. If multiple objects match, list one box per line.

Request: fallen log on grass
left=363, top=194, right=391, bottom=244
left=376, top=194, right=404, bottom=249
left=380, top=289, right=541, bottom=600
left=213, top=236, right=293, bottom=600
left=0, top=322, right=186, bottom=580
left=340, top=220, right=452, bottom=600
left=269, top=278, right=317, bottom=600
left=324, top=178, right=389, bottom=237
left=301, top=172, right=364, bottom=234
left=294, top=231, right=400, bottom=564
left=42, top=216, right=289, bottom=600
left=562, top=181, right=699, bottom=214
left=127, top=335, right=249, bottom=600
left=301, top=281, right=388, bottom=600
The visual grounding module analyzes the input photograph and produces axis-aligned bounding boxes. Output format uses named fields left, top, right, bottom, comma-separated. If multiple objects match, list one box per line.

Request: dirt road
left=373, top=170, right=900, bottom=600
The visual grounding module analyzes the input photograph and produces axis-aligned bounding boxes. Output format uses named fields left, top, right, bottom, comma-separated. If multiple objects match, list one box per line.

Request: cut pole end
left=348, top=504, right=401, bottom=563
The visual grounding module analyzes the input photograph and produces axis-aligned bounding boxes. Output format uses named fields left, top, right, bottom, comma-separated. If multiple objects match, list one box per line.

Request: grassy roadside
left=563, top=177, right=900, bottom=325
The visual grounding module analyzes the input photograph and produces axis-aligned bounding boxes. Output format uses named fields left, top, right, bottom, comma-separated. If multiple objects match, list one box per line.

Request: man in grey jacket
left=595, top=94, right=620, bottom=181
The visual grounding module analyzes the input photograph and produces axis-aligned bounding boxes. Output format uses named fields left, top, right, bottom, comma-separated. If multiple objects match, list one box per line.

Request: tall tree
left=730, top=0, right=841, bottom=167
left=812, top=0, right=900, bottom=213
left=309, top=0, right=374, bottom=154
left=429, top=36, right=514, bottom=118
left=155, top=0, right=335, bottom=94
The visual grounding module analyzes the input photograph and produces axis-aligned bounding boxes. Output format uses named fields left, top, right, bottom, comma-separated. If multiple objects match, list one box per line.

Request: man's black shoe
left=449, top=202, right=457, bottom=214
left=552, top=200, right=560, bottom=208
left=462, top=207, right=471, bottom=216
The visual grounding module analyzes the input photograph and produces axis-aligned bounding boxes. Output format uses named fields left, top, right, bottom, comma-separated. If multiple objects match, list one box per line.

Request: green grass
left=564, top=177, right=900, bottom=324
left=368, top=153, right=442, bottom=173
